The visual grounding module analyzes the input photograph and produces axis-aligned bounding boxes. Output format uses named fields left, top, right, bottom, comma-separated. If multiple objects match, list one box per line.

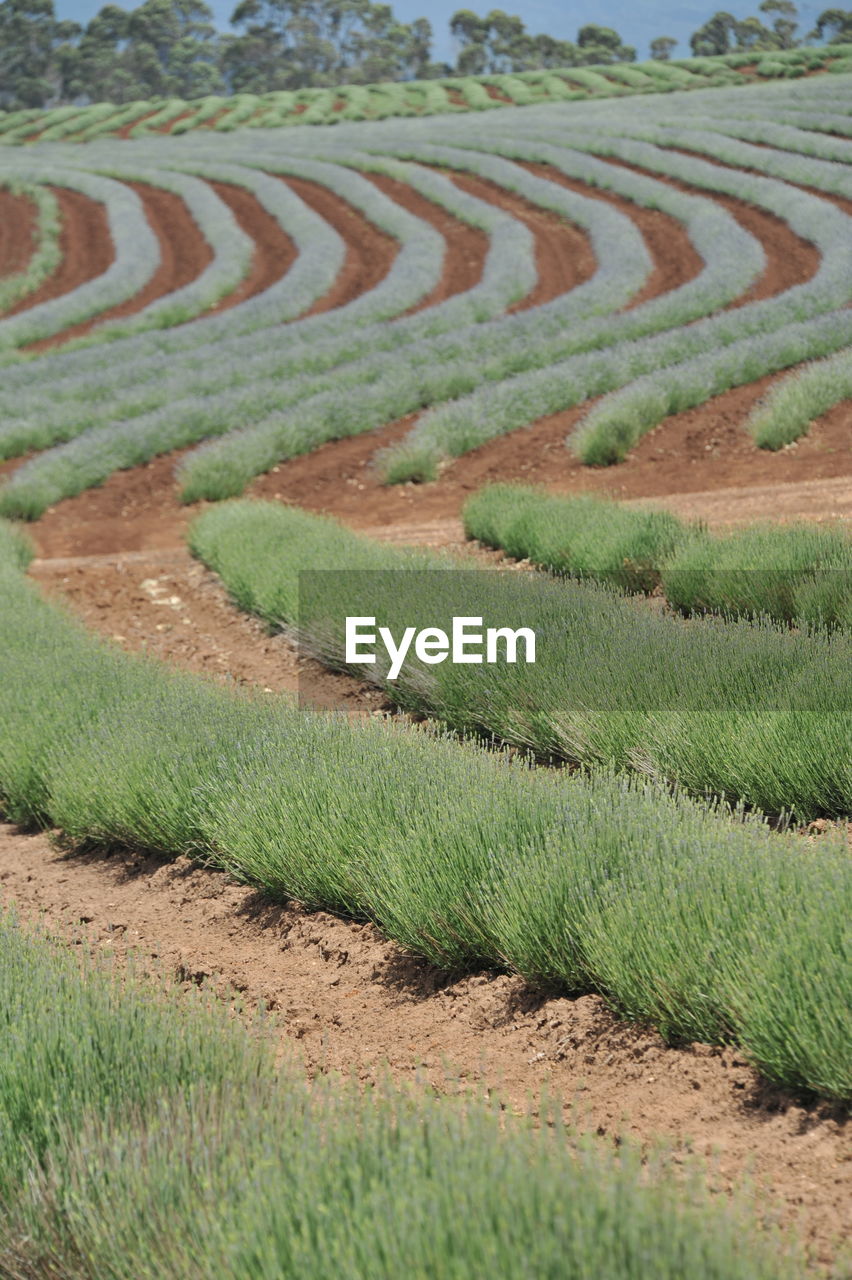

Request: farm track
left=0, top=820, right=847, bottom=1269
left=368, top=172, right=489, bottom=310
left=4, top=186, right=112, bottom=320
left=25, top=180, right=214, bottom=352
left=28, top=543, right=381, bottom=712
left=600, top=154, right=822, bottom=304
left=448, top=171, right=597, bottom=309
left=0, top=187, right=35, bottom=284
left=205, top=179, right=298, bottom=311
left=516, top=160, right=703, bottom=308
left=284, top=174, right=398, bottom=313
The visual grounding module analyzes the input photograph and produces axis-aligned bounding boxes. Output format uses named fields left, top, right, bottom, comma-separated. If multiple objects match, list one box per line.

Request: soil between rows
left=369, top=171, right=489, bottom=311
left=28, top=544, right=382, bottom=712
left=244, top=390, right=852, bottom=536
left=25, top=180, right=214, bottom=352
left=115, top=109, right=161, bottom=139
left=517, top=159, right=704, bottom=309
left=0, top=823, right=847, bottom=1269
left=601, top=153, right=822, bottom=304
left=2, top=141, right=850, bottom=1266
left=206, top=178, right=298, bottom=311
left=4, top=186, right=113, bottom=320
left=449, top=170, right=597, bottom=310
left=285, top=174, right=399, bottom=313
left=0, top=187, right=37, bottom=289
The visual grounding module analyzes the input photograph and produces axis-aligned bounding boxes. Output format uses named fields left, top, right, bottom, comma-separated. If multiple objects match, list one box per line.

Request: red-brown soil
left=4, top=144, right=852, bottom=1270
left=450, top=171, right=597, bottom=311
left=29, top=545, right=380, bottom=713
left=20, top=385, right=851, bottom=570
left=196, top=108, right=232, bottom=130
left=25, top=180, right=213, bottom=353
left=283, top=175, right=398, bottom=314
left=156, top=107, right=195, bottom=134
left=0, top=188, right=37, bottom=290
left=796, top=186, right=852, bottom=219
left=19, top=176, right=301, bottom=353
left=29, top=451, right=197, bottom=559
left=116, top=109, right=161, bottom=139
left=241, top=385, right=851, bottom=535
left=602, top=154, right=822, bottom=305
left=5, top=187, right=113, bottom=320
left=672, top=145, right=852, bottom=219
left=22, top=111, right=86, bottom=145
left=206, top=179, right=298, bottom=311
left=483, top=83, right=513, bottom=102
left=0, top=823, right=847, bottom=1268
left=517, top=160, right=705, bottom=310
left=368, top=171, right=488, bottom=311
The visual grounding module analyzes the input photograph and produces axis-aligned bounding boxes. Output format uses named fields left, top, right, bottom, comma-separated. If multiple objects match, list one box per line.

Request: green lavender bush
left=0, top=519, right=849, bottom=1098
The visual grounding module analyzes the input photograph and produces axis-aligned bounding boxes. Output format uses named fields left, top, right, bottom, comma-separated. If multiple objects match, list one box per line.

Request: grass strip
left=463, top=484, right=693, bottom=593
left=6, top=49, right=843, bottom=145
left=188, top=500, right=852, bottom=820
left=0, top=182, right=61, bottom=314
left=463, top=484, right=852, bottom=627
left=0, top=516, right=849, bottom=1099
left=747, top=348, right=852, bottom=450
left=0, top=911, right=805, bottom=1279
left=662, top=523, right=852, bottom=629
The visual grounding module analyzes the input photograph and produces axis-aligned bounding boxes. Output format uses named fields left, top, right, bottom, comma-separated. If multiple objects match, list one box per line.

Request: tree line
left=0, top=0, right=850, bottom=110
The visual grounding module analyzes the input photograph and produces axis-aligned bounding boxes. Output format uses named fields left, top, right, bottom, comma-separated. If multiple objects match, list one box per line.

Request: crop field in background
left=0, top=71, right=851, bottom=516
left=0, top=57, right=850, bottom=1278
left=1, top=44, right=850, bottom=143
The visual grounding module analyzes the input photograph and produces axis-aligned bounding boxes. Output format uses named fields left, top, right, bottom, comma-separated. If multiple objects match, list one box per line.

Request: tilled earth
left=0, top=825, right=848, bottom=1268
left=1, top=149, right=850, bottom=1268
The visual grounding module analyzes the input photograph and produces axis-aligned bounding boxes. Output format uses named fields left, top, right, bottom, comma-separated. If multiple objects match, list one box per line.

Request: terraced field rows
left=0, top=69, right=850, bottom=1275
left=2, top=45, right=850, bottom=142
left=0, top=72, right=849, bottom=520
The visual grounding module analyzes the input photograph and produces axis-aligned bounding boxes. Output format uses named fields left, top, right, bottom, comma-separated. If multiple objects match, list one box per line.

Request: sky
left=54, top=0, right=827, bottom=63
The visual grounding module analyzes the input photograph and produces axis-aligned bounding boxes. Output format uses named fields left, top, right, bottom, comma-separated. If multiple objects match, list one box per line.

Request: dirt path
left=450, top=171, right=597, bottom=310
left=369, top=171, right=488, bottom=312
left=206, top=179, right=298, bottom=311
left=602, top=154, right=821, bottom=305
left=0, top=823, right=846, bottom=1269
left=518, top=160, right=704, bottom=309
left=25, top=180, right=213, bottom=353
left=0, top=187, right=37, bottom=291
left=5, top=187, right=113, bottom=320
left=284, top=175, right=398, bottom=314
left=28, top=544, right=380, bottom=713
